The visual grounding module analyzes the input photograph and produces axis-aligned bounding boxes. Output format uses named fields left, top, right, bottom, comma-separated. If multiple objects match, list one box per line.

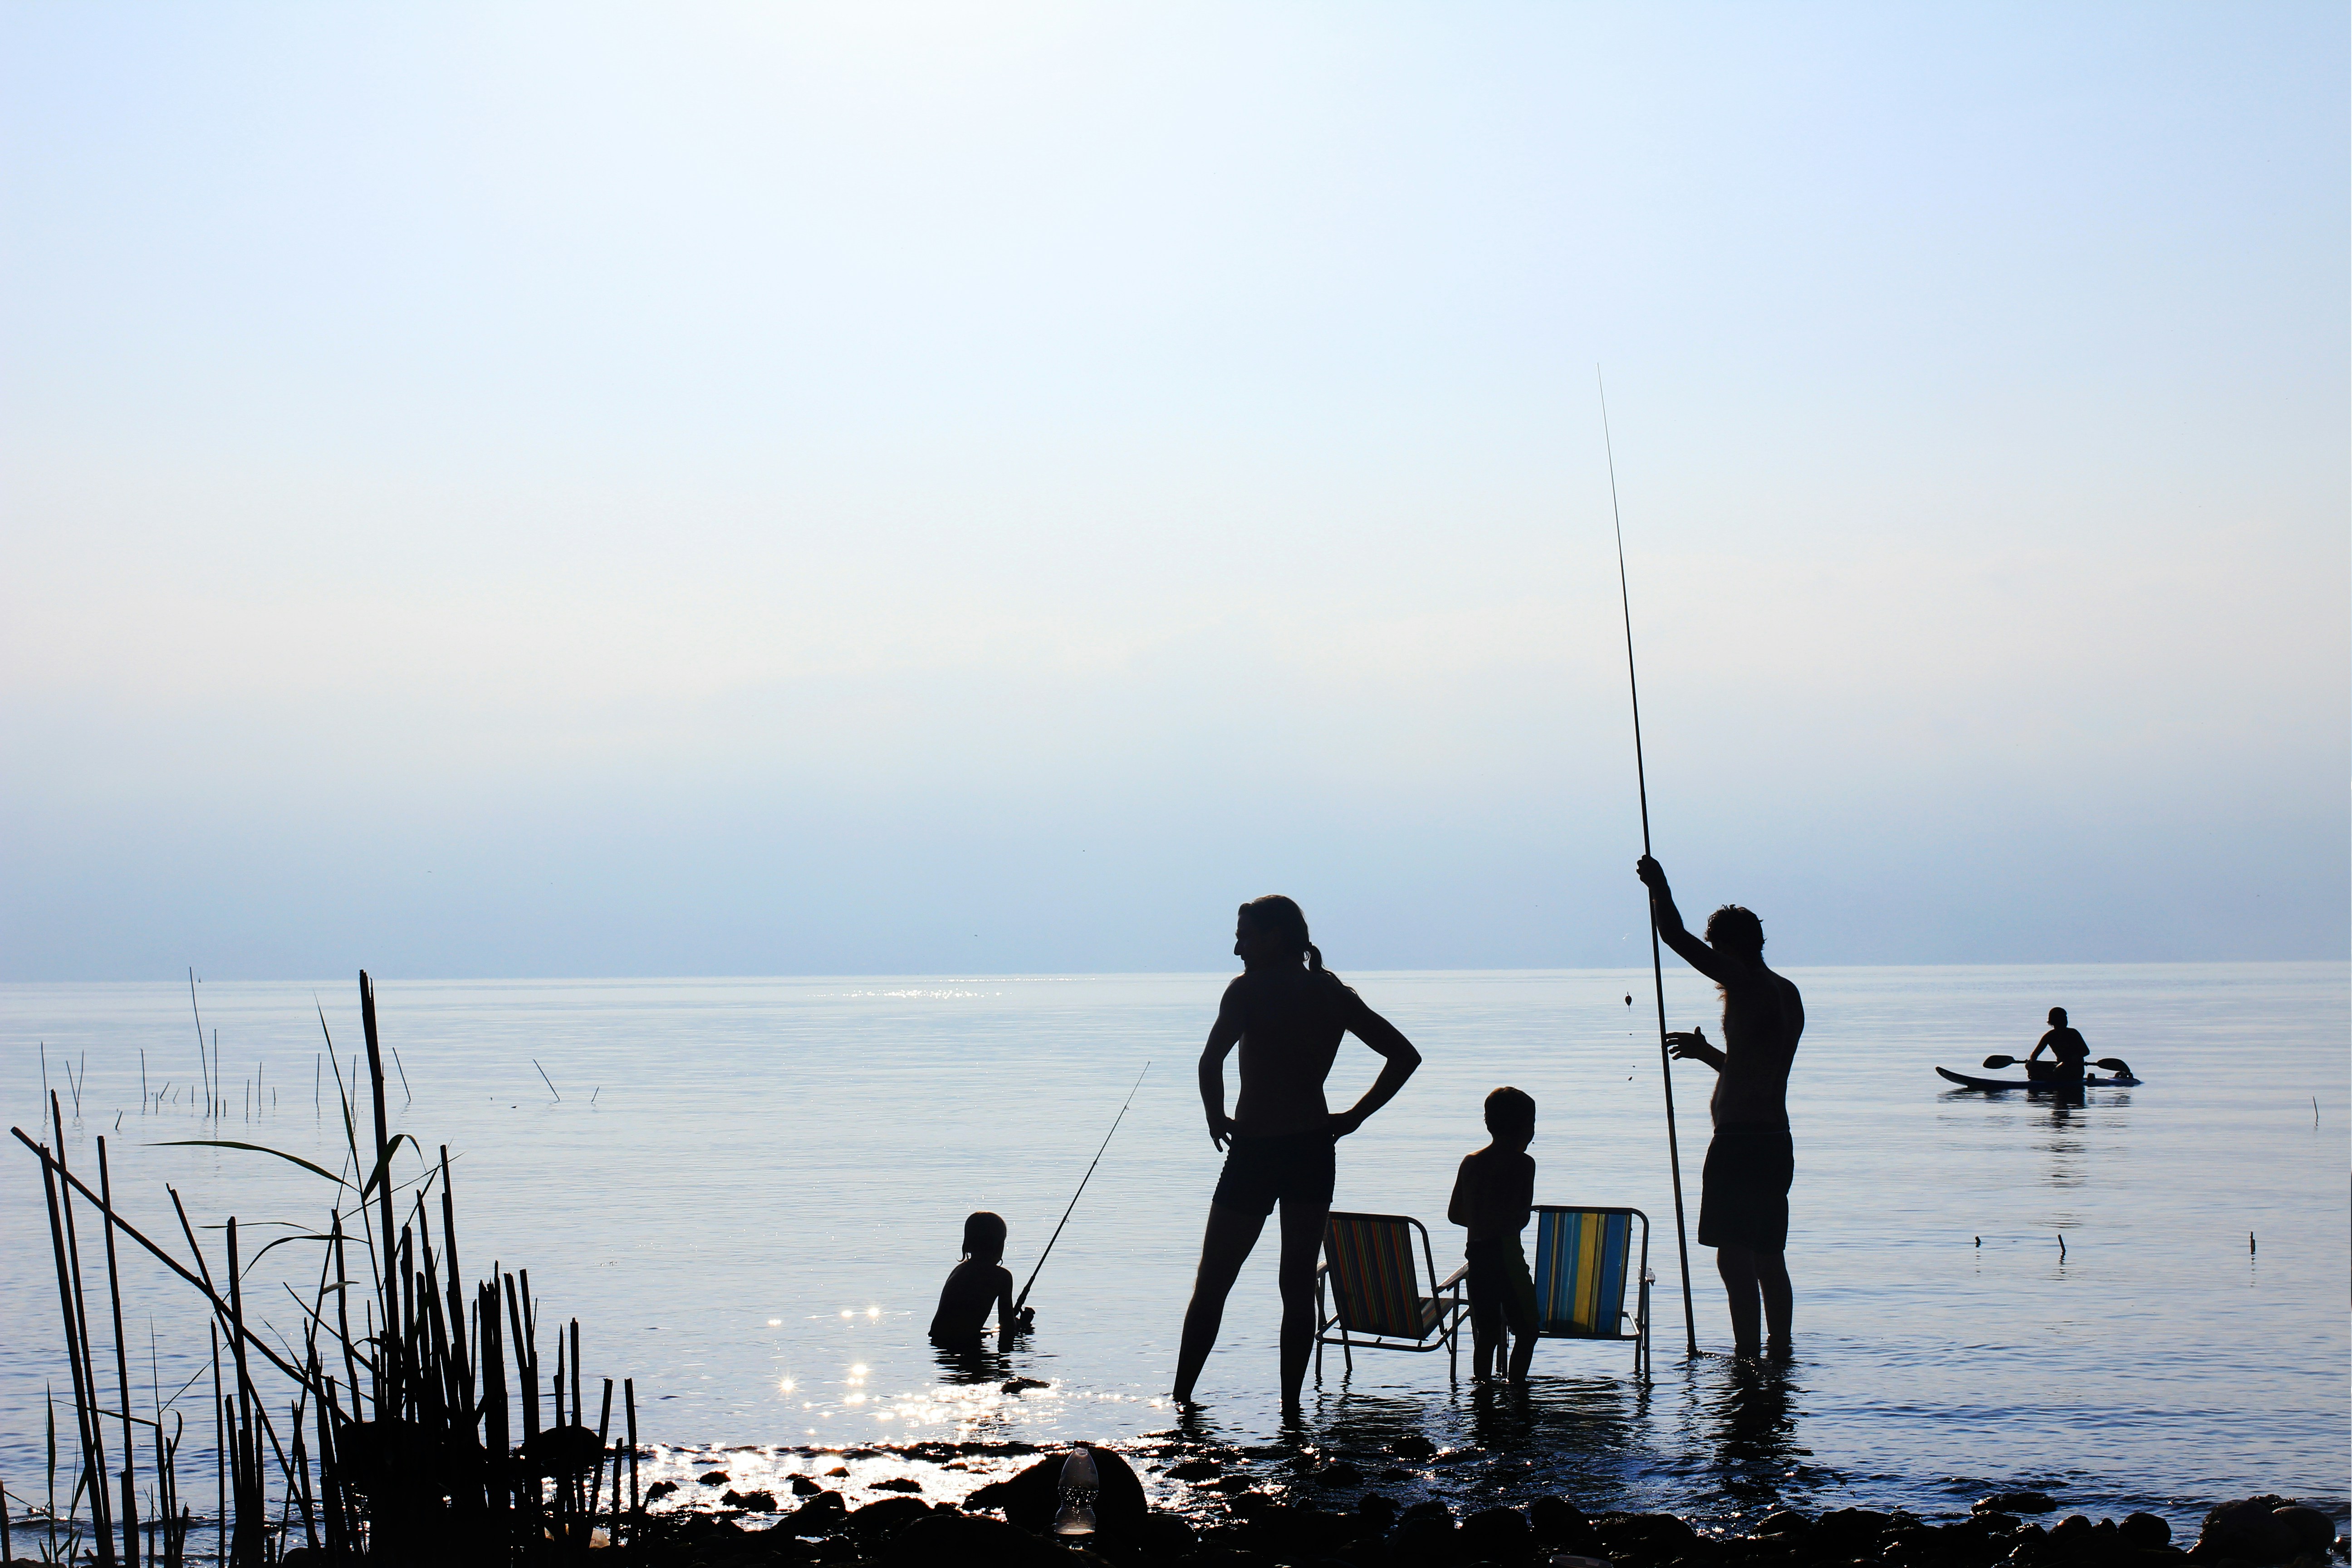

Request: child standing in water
left=928, top=1211, right=1034, bottom=1342
left=1449, top=1087, right=1538, bottom=1384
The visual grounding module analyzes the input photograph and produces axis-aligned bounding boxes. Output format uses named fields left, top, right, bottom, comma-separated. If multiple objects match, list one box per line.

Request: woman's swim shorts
left=1697, top=1125, right=1794, bottom=1251
left=1211, top=1132, right=1337, bottom=1217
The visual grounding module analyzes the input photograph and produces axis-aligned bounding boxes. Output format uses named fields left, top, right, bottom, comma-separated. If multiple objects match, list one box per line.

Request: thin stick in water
left=533, top=1062, right=561, bottom=1102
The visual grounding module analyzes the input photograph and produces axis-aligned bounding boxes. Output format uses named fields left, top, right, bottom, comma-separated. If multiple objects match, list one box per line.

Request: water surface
left=3, top=964, right=2344, bottom=1536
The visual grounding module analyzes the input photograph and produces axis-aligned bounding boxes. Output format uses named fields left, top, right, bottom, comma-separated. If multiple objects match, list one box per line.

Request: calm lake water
left=3, top=964, right=2346, bottom=1541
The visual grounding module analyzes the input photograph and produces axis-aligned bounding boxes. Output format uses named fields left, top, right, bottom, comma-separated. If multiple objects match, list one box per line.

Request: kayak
left=1936, top=1066, right=2141, bottom=1091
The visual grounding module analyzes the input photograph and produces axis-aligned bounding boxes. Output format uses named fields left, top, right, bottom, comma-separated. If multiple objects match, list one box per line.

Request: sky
left=2, top=2, right=2345, bottom=980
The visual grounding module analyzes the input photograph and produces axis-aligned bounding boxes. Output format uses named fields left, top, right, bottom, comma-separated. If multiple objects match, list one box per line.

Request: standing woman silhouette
left=1172, top=895, right=1422, bottom=1414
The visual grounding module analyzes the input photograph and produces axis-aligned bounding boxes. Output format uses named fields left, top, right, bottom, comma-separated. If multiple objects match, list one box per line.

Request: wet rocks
left=700, top=1470, right=732, bottom=1486
left=783, top=1490, right=849, bottom=1536
left=1462, top=1503, right=1535, bottom=1561
left=1982, top=1493, right=2061, bottom=1515
left=1392, top=1433, right=1439, bottom=1460
left=1531, top=1494, right=1598, bottom=1552
left=644, top=1479, right=679, bottom=1502
left=2194, top=1497, right=2305, bottom=1563
left=1313, top=1459, right=1367, bottom=1488
left=720, top=1488, right=779, bottom=1511
left=868, top=1476, right=922, bottom=1493
left=1166, top=1459, right=1220, bottom=1481
left=790, top=1475, right=826, bottom=1495
left=2119, top=1513, right=2172, bottom=1550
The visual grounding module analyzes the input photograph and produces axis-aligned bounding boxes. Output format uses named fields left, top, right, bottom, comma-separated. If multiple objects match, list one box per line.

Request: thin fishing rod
left=1599, top=368, right=1700, bottom=1360
left=1015, top=1060, right=1149, bottom=1312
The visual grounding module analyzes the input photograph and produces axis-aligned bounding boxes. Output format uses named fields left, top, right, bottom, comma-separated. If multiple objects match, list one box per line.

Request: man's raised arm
left=1636, top=855, right=1735, bottom=985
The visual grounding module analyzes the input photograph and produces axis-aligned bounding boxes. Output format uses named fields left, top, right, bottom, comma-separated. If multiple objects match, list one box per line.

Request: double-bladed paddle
left=1979, top=1054, right=2136, bottom=1076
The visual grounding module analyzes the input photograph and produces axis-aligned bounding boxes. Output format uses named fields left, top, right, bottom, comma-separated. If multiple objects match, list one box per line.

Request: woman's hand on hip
left=1206, top=1112, right=1236, bottom=1151
left=1326, top=1107, right=1368, bottom=1140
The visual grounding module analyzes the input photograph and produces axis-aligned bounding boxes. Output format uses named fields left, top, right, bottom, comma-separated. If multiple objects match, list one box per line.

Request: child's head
left=960, top=1211, right=1008, bottom=1264
left=1484, top=1086, right=1536, bottom=1145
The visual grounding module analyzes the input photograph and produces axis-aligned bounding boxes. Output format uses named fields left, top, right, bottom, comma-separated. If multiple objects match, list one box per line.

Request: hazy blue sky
left=4, top=3, right=2344, bottom=980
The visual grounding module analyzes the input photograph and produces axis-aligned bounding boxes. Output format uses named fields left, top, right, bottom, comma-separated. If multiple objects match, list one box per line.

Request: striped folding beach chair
left=1529, top=1205, right=1651, bottom=1379
left=1314, top=1211, right=1471, bottom=1379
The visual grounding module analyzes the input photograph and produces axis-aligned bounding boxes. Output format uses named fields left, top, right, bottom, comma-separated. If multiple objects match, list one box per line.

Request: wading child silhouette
left=929, top=1211, right=1034, bottom=1342
left=1449, top=1086, right=1538, bottom=1384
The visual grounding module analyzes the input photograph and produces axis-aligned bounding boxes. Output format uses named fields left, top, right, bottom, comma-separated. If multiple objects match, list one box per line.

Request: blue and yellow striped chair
left=1530, top=1205, right=1651, bottom=1379
left=1314, top=1211, right=1471, bottom=1379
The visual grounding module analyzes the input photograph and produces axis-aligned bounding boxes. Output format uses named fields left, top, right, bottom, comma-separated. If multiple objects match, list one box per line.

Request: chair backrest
left=1323, top=1212, right=1428, bottom=1339
left=1531, top=1207, right=1634, bottom=1338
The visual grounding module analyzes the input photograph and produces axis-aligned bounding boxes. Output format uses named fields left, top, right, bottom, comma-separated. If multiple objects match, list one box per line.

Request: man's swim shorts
left=1211, top=1132, right=1337, bottom=1218
left=1697, top=1124, right=1794, bottom=1251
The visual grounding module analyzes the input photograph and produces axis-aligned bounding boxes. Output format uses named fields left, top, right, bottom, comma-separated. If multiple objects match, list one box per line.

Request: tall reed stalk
left=13, top=972, right=642, bottom=1563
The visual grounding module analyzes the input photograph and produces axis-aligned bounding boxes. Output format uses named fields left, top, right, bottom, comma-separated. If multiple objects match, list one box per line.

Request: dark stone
left=966, top=1446, right=1149, bottom=1541
left=1141, top=1513, right=1198, bottom=1557
left=1756, top=1511, right=1811, bottom=1539
left=1393, top=1434, right=1440, bottom=1460
left=886, top=1512, right=1047, bottom=1566
left=644, top=1479, right=679, bottom=1502
left=785, top=1490, right=850, bottom=1536
left=1001, top=1377, right=1050, bottom=1393
left=1215, top=1474, right=1260, bottom=1493
left=701, top=1470, right=733, bottom=1486
left=2051, top=1516, right=2095, bottom=1544
left=1401, top=1500, right=1457, bottom=1527
left=1230, top=1490, right=1273, bottom=1519
left=1462, top=1505, right=1535, bottom=1563
left=790, top=1475, right=825, bottom=1496
left=1168, top=1459, right=1222, bottom=1481
left=1815, top=1509, right=1896, bottom=1552
left=848, top=1495, right=934, bottom=1542
left=1360, top=1495, right=1399, bottom=1525
left=721, top=1488, right=779, bottom=1511
left=2195, top=1499, right=2301, bottom=1564
left=1597, top=1510, right=1700, bottom=1559
left=1382, top=1465, right=1416, bottom=1481
left=2121, top=1516, right=2173, bottom=1550
left=2273, top=1508, right=2334, bottom=1553
left=1392, top=1512, right=1457, bottom=1559
left=1315, top=1460, right=1367, bottom=1488
left=1531, top=1496, right=1596, bottom=1549
left=1983, top=1495, right=2060, bottom=1517
left=869, top=1476, right=923, bottom=1493
left=826, top=1465, right=851, bottom=1477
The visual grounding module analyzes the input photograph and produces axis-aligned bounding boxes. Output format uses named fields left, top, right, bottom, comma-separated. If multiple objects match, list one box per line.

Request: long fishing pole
left=1599, top=368, right=1700, bottom=1359
left=1014, top=1060, right=1150, bottom=1313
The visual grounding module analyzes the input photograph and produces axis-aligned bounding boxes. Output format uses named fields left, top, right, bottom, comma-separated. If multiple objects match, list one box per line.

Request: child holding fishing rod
left=929, top=1212, right=1034, bottom=1343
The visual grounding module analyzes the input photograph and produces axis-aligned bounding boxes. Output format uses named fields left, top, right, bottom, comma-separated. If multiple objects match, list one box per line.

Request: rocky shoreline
left=614, top=1441, right=2348, bottom=1568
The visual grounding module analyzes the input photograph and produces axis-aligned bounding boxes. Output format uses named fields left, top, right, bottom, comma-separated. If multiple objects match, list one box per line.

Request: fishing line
left=1015, top=1061, right=1150, bottom=1314
left=1600, top=368, right=1700, bottom=1359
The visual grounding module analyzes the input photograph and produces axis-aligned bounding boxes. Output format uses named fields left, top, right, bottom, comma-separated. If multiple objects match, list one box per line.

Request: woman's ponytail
left=1305, top=941, right=1323, bottom=972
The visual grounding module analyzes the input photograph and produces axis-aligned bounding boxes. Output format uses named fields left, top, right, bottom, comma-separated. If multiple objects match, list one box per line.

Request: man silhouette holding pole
left=1636, top=855, right=1804, bottom=1359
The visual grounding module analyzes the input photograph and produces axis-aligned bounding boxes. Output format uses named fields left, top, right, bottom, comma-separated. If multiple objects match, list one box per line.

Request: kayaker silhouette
left=2027, top=1008, right=2090, bottom=1085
